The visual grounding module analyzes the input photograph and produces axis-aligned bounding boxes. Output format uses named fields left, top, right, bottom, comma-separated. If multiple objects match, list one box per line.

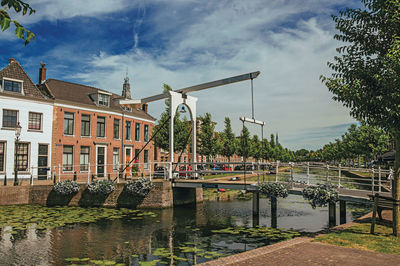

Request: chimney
left=38, top=62, right=46, bottom=84
left=142, top=103, right=148, bottom=113
left=9, top=58, right=15, bottom=64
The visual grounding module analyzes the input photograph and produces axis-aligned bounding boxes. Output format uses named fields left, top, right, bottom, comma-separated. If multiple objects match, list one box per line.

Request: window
left=37, top=144, right=48, bottom=180
left=2, top=109, right=18, bottom=128
left=63, top=112, right=74, bottom=135
left=3, top=79, right=22, bottom=93
left=63, top=145, right=73, bottom=171
left=80, top=146, right=90, bottom=171
left=28, top=112, right=42, bottom=130
left=144, top=125, right=149, bottom=142
left=81, top=114, right=91, bottom=136
left=113, top=148, right=120, bottom=170
left=113, top=119, right=120, bottom=139
left=125, top=121, right=131, bottom=140
left=135, top=149, right=140, bottom=162
left=98, top=94, right=110, bottom=107
left=135, top=123, right=141, bottom=141
left=15, top=142, right=29, bottom=171
left=144, top=150, right=149, bottom=169
left=0, top=142, right=5, bottom=172
left=97, top=116, right=106, bottom=137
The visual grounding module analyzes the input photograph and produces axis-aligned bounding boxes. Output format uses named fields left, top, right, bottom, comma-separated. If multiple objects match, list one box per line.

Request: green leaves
left=0, top=0, right=36, bottom=45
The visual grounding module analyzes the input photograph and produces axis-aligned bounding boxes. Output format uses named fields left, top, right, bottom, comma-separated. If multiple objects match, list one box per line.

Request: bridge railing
left=171, top=161, right=392, bottom=194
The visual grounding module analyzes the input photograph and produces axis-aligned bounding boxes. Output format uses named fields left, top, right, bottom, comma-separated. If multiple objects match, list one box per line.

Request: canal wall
left=0, top=181, right=203, bottom=208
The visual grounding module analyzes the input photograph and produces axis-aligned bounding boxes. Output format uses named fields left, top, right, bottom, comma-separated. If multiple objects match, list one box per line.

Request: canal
left=0, top=194, right=369, bottom=265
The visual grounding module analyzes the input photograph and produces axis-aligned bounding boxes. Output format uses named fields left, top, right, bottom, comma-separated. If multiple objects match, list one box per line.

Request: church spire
left=122, top=69, right=131, bottom=99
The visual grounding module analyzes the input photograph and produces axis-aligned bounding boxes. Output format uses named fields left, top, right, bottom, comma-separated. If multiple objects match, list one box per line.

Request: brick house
left=38, top=65, right=157, bottom=181
left=0, top=59, right=53, bottom=181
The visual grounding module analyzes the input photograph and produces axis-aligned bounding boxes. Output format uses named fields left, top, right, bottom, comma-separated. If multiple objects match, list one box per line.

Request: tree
left=152, top=84, right=191, bottom=153
left=321, top=0, right=400, bottom=236
left=220, top=117, right=236, bottom=162
left=250, top=135, right=263, bottom=161
left=198, top=113, right=217, bottom=161
left=237, top=125, right=251, bottom=159
left=1, top=0, right=35, bottom=45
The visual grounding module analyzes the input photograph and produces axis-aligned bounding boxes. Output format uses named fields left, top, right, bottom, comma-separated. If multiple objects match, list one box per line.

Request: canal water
left=0, top=194, right=369, bottom=265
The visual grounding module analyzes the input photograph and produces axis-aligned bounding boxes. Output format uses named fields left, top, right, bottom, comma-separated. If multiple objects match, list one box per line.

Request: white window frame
left=1, top=77, right=24, bottom=95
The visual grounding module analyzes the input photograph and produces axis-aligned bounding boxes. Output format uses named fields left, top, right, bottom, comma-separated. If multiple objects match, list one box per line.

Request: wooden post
left=370, top=194, right=379, bottom=234
left=339, top=200, right=346, bottom=225
left=252, top=191, right=260, bottom=227
left=329, top=201, right=336, bottom=227
left=271, top=196, right=277, bottom=228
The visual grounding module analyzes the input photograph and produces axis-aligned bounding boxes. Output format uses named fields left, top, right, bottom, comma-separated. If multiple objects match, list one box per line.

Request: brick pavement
left=199, top=237, right=400, bottom=266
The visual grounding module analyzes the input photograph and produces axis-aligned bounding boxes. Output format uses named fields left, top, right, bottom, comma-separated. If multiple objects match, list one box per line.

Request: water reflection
left=0, top=195, right=369, bottom=265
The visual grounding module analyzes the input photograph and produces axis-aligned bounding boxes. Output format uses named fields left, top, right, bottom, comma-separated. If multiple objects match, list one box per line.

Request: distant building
left=0, top=59, right=54, bottom=180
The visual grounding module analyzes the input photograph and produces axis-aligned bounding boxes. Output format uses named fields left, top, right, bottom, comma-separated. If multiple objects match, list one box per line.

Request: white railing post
left=275, top=161, right=279, bottom=182
left=338, top=164, right=341, bottom=188
left=372, top=168, right=375, bottom=194
left=326, top=164, right=329, bottom=183
left=87, top=163, right=91, bottom=184
left=58, top=164, right=61, bottom=182
left=378, top=166, right=382, bottom=193
left=149, top=161, right=152, bottom=180
left=307, top=162, right=310, bottom=185
left=290, top=162, right=294, bottom=184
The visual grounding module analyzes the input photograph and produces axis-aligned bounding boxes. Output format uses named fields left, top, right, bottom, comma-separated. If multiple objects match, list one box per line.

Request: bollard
left=91, top=174, right=95, bottom=182
left=3, top=174, right=6, bottom=186
left=329, top=202, right=336, bottom=227
left=108, top=173, right=110, bottom=180
left=53, top=172, right=56, bottom=184
left=339, top=200, right=346, bottom=225
left=73, top=171, right=77, bottom=181
left=271, top=196, right=277, bottom=228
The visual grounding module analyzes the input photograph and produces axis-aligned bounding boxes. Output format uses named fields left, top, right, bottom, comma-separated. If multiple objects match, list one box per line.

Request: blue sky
left=0, top=0, right=361, bottom=150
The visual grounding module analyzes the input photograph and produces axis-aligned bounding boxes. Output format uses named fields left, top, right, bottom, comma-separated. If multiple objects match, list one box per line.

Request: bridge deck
left=172, top=179, right=391, bottom=203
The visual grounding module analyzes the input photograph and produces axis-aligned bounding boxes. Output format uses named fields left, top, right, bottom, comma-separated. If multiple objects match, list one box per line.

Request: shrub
left=124, top=177, right=154, bottom=197
left=302, top=183, right=338, bottom=209
left=258, top=182, right=289, bottom=198
left=87, top=180, right=115, bottom=195
left=53, top=180, right=80, bottom=196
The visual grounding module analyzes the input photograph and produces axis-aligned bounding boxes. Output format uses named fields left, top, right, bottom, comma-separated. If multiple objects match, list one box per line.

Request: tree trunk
left=393, top=132, right=400, bottom=237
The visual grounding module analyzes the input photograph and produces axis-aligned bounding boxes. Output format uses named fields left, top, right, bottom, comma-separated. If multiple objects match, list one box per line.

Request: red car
left=179, top=165, right=192, bottom=177
left=222, top=164, right=232, bottom=171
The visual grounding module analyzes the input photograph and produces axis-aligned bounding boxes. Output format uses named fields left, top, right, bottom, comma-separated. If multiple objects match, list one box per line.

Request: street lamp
left=14, top=122, right=21, bottom=186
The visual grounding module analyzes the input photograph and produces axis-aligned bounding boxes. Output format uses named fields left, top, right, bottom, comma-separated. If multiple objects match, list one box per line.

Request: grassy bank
left=315, top=223, right=400, bottom=255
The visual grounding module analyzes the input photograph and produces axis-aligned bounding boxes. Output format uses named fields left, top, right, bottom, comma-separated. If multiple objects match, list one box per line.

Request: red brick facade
left=52, top=104, right=156, bottom=181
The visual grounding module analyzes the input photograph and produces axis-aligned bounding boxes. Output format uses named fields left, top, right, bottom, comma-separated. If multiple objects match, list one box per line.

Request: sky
left=0, top=0, right=362, bottom=150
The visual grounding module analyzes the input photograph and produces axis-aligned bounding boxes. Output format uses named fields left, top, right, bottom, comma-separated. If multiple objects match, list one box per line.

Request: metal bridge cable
left=174, top=124, right=193, bottom=173
left=251, top=77, right=254, bottom=120
left=116, top=115, right=172, bottom=181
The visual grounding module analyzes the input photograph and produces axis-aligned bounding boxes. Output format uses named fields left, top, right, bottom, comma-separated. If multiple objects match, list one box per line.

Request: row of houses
left=0, top=58, right=157, bottom=181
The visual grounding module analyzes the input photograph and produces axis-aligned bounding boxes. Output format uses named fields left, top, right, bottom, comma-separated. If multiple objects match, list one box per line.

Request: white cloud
left=44, top=0, right=357, bottom=150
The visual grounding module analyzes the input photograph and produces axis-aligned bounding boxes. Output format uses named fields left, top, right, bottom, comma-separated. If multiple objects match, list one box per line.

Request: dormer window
left=1, top=78, right=23, bottom=94
left=98, top=93, right=110, bottom=107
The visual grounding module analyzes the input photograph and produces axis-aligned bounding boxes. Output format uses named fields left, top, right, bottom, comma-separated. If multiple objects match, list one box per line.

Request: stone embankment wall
left=0, top=181, right=203, bottom=209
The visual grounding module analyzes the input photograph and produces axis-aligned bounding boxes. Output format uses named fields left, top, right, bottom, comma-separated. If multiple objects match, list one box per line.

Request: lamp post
left=14, top=122, right=22, bottom=186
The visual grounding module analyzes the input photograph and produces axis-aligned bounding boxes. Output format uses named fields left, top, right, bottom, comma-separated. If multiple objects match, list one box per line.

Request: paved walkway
left=199, top=236, right=400, bottom=266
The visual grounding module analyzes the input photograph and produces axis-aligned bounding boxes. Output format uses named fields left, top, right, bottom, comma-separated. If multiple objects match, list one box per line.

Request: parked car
left=222, top=164, right=232, bottom=171
left=154, top=166, right=167, bottom=179
left=179, top=165, right=192, bottom=177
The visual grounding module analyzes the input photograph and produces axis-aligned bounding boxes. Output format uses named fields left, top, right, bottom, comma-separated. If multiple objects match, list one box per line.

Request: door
left=125, top=147, right=132, bottom=176
left=38, top=144, right=48, bottom=180
left=97, top=146, right=105, bottom=178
